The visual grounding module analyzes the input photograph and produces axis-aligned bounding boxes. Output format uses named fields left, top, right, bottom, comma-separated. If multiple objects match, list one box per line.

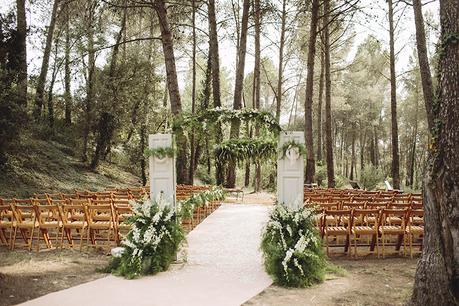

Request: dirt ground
left=245, top=256, right=418, bottom=306
left=0, top=247, right=110, bottom=306
left=0, top=244, right=418, bottom=306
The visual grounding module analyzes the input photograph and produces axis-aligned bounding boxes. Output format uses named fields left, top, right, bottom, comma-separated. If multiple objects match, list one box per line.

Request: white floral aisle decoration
left=105, top=197, right=185, bottom=279
left=261, top=204, right=326, bottom=287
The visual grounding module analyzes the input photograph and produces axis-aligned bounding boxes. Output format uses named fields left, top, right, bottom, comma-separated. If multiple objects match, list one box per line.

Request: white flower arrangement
left=107, top=197, right=185, bottom=279
left=261, top=204, right=325, bottom=287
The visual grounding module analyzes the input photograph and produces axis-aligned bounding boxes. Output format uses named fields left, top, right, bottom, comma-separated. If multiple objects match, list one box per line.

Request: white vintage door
left=149, top=134, right=176, bottom=207
left=277, top=131, right=305, bottom=210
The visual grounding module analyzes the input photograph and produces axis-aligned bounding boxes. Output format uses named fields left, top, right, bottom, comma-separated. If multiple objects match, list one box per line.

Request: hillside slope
left=0, top=137, right=140, bottom=198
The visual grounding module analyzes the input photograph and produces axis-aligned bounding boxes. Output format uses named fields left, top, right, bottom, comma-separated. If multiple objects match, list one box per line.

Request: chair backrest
left=33, top=198, right=51, bottom=206
left=50, top=199, right=68, bottom=206
left=90, top=199, right=113, bottom=206
left=380, top=208, right=408, bottom=226
left=46, top=193, right=64, bottom=200
left=85, top=204, right=114, bottom=225
left=95, top=192, right=113, bottom=200
left=407, top=209, right=424, bottom=226
left=58, top=203, right=87, bottom=225
left=35, top=204, right=60, bottom=225
left=61, top=193, right=79, bottom=200
left=365, top=202, right=389, bottom=210
left=352, top=209, right=380, bottom=227
left=12, top=204, right=37, bottom=224
left=14, top=198, right=33, bottom=206
left=342, top=202, right=365, bottom=209
left=323, top=209, right=352, bottom=227
left=0, top=204, right=14, bottom=224
left=33, top=193, right=48, bottom=200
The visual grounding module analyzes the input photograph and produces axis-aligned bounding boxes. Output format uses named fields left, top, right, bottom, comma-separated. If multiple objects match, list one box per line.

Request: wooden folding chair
left=34, top=204, right=62, bottom=251
left=350, top=209, right=380, bottom=258
left=379, top=208, right=408, bottom=257
left=322, top=209, right=351, bottom=256
left=406, top=209, right=424, bottom=258
left=58, top=203, right=88, bottom=250
left=85, top=204, right=116, bottom=249
left=11, top=203, right=38, bottom=251
left=0, top=204, right=15, bottom=248
left=113, top=203, right=133, bottom=244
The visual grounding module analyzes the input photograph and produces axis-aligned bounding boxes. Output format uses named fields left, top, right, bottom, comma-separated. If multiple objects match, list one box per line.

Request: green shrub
left=107, top=198, right=185, bottom=279
left=315, top=162, right=327, bottom=187
left=360, top=165, right=384, bottom=190
left=195, top=167, right=215, bottom=185
left=334, top=175, right=348, bottom=188
left=261, top=205, right=326, bottom=287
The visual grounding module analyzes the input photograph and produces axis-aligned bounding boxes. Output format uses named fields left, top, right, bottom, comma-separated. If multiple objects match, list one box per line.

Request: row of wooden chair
left=313, top=206, right=424, bottom=258
left=0, top=185, right=221, bottom=252
left=0, top=200, right=133, bottom=251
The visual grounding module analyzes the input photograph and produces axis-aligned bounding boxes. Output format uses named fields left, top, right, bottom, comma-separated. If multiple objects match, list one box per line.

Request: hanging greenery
left=178, top=187, right=226, bottom=219
left=214, top=138, right=277, bottom=165
left=279, top=140, right=307, bottom=159
left=173, top=108, right=282, bottom=134
left=261, top=205, right=326, bottom=287
left=144, top=146, right=175, bottom=159
left=104, top=198, right=185, bottom=279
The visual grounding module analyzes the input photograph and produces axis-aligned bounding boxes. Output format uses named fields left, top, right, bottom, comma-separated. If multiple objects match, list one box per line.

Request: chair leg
left=12, top=227, right=17, bottom=250
left=80, top=228, right=85, bottom=251
left=409, top=233, right=413, bottom=259
left=382, top=231, right=385, bottom=258
left=325, top=232, right=329, bottom=256
left=354, top=234, right=357, bottom=259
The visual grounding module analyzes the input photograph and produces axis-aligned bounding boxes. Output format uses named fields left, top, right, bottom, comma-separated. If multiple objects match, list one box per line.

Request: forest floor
left=245, top=256, right=418, bottom=306
left=0, top=136, right=140, bottom=198
left=0, top=240, right=418, bottom=306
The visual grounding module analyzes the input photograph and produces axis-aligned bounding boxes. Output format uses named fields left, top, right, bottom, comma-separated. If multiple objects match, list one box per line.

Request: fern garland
left=214, top=138, right=277, bottom=165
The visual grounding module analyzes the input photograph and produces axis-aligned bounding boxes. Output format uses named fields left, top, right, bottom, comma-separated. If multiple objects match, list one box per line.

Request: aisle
left=21, top=204, right=272, bottom=306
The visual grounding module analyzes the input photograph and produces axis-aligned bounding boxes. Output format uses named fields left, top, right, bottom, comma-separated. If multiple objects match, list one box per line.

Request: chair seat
left=89, top=222, right=113, bottom=229
left=325, top=226, right=348, bottom=234
left=352, top=226, right=376, bottom=234
left=64, top=221, right=87, bottom=229
left=407, top=226, right=424, bottom=234
left=40, top=221, right=62, bottom=229
left=17, top=221, right=38, bottom=229
left=380, top=225, right=404, bottom=233
left=0, top=221, right=16, bottom=227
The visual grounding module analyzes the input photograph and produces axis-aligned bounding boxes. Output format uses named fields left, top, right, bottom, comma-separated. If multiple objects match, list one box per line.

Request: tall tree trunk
left=317, top=50, right=324, bottom=162
left=154, top=0, right=187, bottom=184
left=47, top=38, right=59, bottom=129
left=304, top=0, right=320, bottom=184
left=275, top=0, right=287, bottom=123
left=324, top=0, right=335, bottom=188
left=226, top=0, right=250, bottom=188
left=387, top=0, right=400, bottom=190
left=189, top=0, right=197, bottom=185
left=16, top=0, right=27, bottom=107
left=33, top=0, right=59, bottom=120
left=82, top=2, right=96, bottom=163
left=64, top=2, right=72, bottom=126
left=90, top=3, right=126, bottom=170
left=208, top=0, right=224, bottom=185
left=407, top=90, right=419, bottom=188
left=350, top=128, right=355, bottom=181
left=360, top=126, right=366, bottom=171
left=409, top=1, right=459, bottom=304
left=253, top=0, right=262, bottom=192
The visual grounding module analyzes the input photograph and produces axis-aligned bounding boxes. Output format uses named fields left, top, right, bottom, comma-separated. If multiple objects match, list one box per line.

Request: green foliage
left=279, top=140, right=306, bottom=159
left=261, top=205, right=326, bottom=287
left=178, top=187, right=225, bottom=219
left=360, top=165, right=384, bottom=190
left=107, top=198, right=185, bottom=279
left=214, top=138, right=277, bottom=165
left=335, top=175, right=348, bottom=188
left=315, top=163, right=327, bottom=186
left=195, top=167, right=215, bottom=185
left=173, top=108, right=282, bottom=134
left=144, top=146, right=175, bottom=159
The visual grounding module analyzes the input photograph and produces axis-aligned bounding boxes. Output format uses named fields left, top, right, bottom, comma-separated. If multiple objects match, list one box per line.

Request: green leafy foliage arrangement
left=173, top=107, right=282, bottom=134
left=144, top=146, right=175, bottom=159
left=178, top=186, right=226, bottom=219
left=106, top=198, right=185, bottom=279
left=214, top=138, right=277, bottom=165
left=261, top=204, right=326, bottom=287
left=279, top=140, right=306, bottom=159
